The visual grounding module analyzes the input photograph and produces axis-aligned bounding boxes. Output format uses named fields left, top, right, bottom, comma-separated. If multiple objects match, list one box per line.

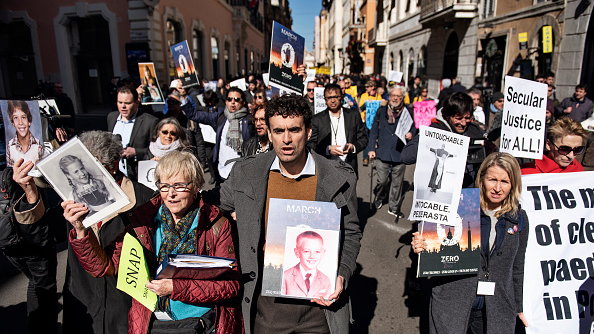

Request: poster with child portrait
left=36, top=137, right=131, bottom=227
left=1, top=100, right=44, bottom=167
left=261, top=198, right=340, bottom=300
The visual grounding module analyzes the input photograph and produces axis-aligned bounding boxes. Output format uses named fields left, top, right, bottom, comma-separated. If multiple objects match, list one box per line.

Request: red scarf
left=521, top=154, right=584, bottom=175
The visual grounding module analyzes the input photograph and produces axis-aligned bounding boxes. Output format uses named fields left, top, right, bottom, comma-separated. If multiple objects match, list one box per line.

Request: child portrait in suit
left=281, top=230, right=332, bottom=298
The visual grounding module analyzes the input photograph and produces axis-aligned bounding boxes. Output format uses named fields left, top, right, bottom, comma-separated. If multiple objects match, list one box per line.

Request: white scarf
left=149, top=138, right=181, bottom=158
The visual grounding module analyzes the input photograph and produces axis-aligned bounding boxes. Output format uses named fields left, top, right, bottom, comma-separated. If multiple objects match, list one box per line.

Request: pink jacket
left=69, top=196, right=243, bottom=334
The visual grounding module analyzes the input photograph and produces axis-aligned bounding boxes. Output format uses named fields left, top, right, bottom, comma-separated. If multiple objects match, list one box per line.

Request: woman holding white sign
left=521, top=117, right=589, bottom=174
left=64, top=151, right=241, bottom=333
left=412, top=152, right=529, bottom=333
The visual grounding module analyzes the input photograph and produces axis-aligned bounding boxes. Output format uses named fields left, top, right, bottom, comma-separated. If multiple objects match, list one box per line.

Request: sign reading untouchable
left=499, top=76, right=547, bottom=159
left=409, top=126, right=469, bottom=226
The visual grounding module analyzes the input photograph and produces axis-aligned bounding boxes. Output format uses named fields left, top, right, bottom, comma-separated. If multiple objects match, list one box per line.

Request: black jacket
left=241, top=137, right=272, bottom=157
left=401, top=118, right=485, bottom=187
left=308, top=108, right=368, bottom=174
left=366, top=106, right=417, bottom=163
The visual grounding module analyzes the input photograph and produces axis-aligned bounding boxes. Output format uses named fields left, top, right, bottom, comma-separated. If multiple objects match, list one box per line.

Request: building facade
left=0, top=0, right=291, bottom=114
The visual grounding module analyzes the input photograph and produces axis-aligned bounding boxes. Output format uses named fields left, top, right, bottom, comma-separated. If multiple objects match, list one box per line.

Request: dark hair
left=226, top=87, right=246, bottom=103
left=324, top=83, right=342, bottom=96
left=7, top=100, right=32, bottom=123
left=203, top=90, right=219, bottom=107
left=535, top=74, right=545, bottom=80
left=117, top=86, right=139, bottom=102
left=576, top=84, right=588, bottom=92
left=442, top=92, right=473, bottom=119
left=265, top=94, right=312, bottom=128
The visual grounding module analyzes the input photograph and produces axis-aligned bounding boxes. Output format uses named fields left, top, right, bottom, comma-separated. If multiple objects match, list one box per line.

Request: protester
left=61, top=131, right=154, bottom=334
left=242, top=105, right=272, bottom=156
left=5, top=100, right=44, bottom=166
left=338, top=79, right=357, bottom=110
left=367, top=87, right=416, bottom=218
left=220, top=94, right=361, bottom=334
left=358, top=80, right=383, bottom=166
left=304, top=80, right=317, bottom=113
left=408, top=76, right=423, bottom=101
left=108, top=86, right=158, bottom=181
left=521, top=117, right=589, bottom=174
left=402, top=92, right=487, bottom=187
left=309, top=83, right=368, bottom=175
left=64, top=150, right=241, bottom=333
left=467, top=88, right=485, bottom=128
left=411, top=87, right=431, bottom=103
left=556, top=84, right=593, bottom=122
left=436, top=78, right=454, bottom=109
left=147, top=117, right=193, bottom=160
left=412, top=152, right=529, bottom=333
left=486, top=91, right=504, bottom=141
left=0, top=159, right=57, bottom=334
left=183, top=86, right=254, bottom=183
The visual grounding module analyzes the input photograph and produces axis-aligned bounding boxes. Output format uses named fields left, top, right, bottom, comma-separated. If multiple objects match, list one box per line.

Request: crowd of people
left=0, top=66, right=592, bottom=334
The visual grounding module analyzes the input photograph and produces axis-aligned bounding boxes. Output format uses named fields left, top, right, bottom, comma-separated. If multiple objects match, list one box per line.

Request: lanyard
left=330, top=112, right=342, bottom=146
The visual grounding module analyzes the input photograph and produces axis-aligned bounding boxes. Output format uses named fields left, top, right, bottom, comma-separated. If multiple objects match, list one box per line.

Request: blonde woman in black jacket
left=413, top=152, right=529, bottom=333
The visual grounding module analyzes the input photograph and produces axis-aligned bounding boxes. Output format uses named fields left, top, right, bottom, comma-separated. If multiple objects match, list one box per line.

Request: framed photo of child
left=36, top=137, right=130, bottom=227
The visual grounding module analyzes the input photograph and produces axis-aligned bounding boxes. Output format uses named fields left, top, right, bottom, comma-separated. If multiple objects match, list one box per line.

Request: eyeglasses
left=307, top=88, right=315, bottom=92
left=226, top=97, right=242, bottom=102
left=254, top=117, right=266, bottom=123
left=161, top=130, right=178, bottom=136
left=156, top=182, right=193, bottom=192
left=255, top=95, right=265, bottom=99
left=324, top=95, right=341, bottom=100
left=550, top=141, right=585, bottom=156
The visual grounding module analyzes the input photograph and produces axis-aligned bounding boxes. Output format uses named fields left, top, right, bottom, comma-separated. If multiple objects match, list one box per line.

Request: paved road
left=0, top=158, right=425, bottom=334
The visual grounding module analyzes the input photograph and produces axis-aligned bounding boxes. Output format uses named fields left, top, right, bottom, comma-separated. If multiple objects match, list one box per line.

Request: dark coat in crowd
left=401, top=117, right=485, bottom=187
left=308, top=107, right=368, bottom=175
left=107, top=111, right=158, bottom=181
left=366, top=105, right=416, bottom=163
left=62, top=178, right=153, bottom=334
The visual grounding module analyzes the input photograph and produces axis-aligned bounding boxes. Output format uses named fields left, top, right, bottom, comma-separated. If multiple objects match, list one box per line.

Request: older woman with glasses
left=64, top=150, right=241, bottom=334
left=522, top=117, right=589, bottom=174
left=147, top=117, right=192, bottom=160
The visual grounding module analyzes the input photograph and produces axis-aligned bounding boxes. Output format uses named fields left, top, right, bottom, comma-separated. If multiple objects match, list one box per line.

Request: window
left=211, top=36, right=219, bottom=79
left=166, top=20, right=182, bottom=77
left=192, top=29, right=203, bottom=77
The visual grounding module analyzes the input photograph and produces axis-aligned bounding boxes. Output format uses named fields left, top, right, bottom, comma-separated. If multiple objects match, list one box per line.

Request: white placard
left=35, top=137, right=131, bottom=227
left=499, top=76, right=547, bottom=159
left=314, top=87, right=326, bottom=114
left=521, top=172, right=594, bottom=334
left=199, top=123, right=216, bottom=144
left=230, top=78, right=247, bottom=91
left=395, top=109, right=414, bottom=144
left=262, top=73, right=270, bottom=87
left=388, top=71, right=403, bottom=84
left=306, top=69, right=316, bottom=82
left=409, top=126, right=469, bottom=225
left=138, top=160, right=158, bottom=191
left=204, top=81, right=217, bottom=92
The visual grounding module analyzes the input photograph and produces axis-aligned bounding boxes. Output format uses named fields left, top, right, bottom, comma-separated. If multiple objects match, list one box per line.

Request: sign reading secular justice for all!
left=499, top=76, right=547, bottom=159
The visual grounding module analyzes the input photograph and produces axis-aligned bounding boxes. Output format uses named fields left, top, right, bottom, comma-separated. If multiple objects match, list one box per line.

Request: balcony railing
left=419, top=0, right=478, bottom=23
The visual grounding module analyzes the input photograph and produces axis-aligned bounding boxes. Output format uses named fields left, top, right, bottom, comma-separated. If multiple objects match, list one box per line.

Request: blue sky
left=290, top=0, right=322, bottom=51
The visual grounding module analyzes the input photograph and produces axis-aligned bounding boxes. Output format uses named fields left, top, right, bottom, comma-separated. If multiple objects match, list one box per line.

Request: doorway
left=0, top=21, right=37, bottom=99
left=442, top=32, right=459, bottom=79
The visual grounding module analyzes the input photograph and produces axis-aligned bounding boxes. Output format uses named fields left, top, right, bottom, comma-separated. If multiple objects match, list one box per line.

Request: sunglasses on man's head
left=161, top=130, right=178, bottom=136
left=550, top=141, right=585, bottom=155
left=226, top=97, right=242, bottom=102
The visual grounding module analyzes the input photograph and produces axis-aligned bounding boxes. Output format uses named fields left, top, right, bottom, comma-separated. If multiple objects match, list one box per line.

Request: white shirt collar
left=270, top=152, right=316, bottom=179
left=116, top=113, right=136, bottom=124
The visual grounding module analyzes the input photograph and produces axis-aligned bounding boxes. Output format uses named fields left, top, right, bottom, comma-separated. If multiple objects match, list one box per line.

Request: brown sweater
left=264, top=170, right=318, bottom=231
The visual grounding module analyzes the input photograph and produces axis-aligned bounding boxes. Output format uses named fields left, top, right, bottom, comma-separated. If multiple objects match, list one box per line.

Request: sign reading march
left=170, top=40, right=199, bottom=88
left=409, top=126, right=469, bottom=225
left=500, top=76, right=547, bottom=159
left=521, top=172, right=594, bottom=334
left=268, top=21, right=305, bottom=94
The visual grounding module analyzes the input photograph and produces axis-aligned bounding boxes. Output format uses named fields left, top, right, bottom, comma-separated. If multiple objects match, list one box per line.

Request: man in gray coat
left=220, top=94, right=361, bottom=334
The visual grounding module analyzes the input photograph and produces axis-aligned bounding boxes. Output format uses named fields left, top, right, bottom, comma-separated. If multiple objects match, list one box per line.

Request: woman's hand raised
left=61, top=200, right=89, bottom=239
